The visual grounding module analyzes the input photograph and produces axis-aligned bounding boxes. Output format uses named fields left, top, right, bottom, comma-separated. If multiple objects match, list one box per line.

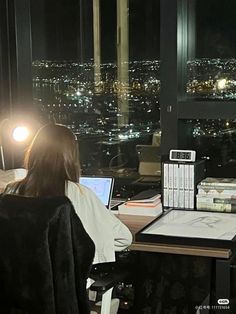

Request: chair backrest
left=0, top=194, right=95, bottom=314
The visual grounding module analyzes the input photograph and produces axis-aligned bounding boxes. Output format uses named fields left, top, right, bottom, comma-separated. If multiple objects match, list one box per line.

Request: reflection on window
left=31, top=0, right=160, bottom=175
left=185, top=119, right=236, bottom=177
left=187, top=59, right=236, bottom=100
left=187, top=0, right=236, bottom=100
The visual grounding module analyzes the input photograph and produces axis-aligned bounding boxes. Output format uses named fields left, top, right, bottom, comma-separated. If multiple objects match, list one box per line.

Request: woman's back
left=3, top=123, right=132, bottom=264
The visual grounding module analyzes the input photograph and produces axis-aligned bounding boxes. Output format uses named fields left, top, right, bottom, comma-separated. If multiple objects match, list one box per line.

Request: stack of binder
left=196, top=177, right=236, bottom=212
left=118, top=189, right=162, bottom=216
left=162, top=160, right=205, bottom=209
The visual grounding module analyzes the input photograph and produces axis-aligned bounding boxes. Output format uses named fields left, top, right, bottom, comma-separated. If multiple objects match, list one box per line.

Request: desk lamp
left=12, top=126, right=29, bottom=143
left=0, top=120, right=30, bottom=170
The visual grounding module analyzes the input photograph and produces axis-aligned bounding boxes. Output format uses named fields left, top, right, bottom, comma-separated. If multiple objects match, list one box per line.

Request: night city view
left=32, top=59, right=160, bottom=172
left=27, top=0, right=236, bottom=176
left=187, top=58, right=236, bottom=99
left=186, top=59, right=236, bottom=175
left=32, top=57, right=236, bottom=175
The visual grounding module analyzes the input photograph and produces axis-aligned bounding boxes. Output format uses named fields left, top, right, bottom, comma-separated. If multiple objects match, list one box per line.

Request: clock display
left=169, top=150, right=196, bottom=162
left=172, top=151, right=191, bottom=160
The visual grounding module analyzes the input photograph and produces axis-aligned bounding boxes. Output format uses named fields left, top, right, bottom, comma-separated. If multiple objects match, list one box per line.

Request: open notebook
left=79, top=176, right=124, bottom=209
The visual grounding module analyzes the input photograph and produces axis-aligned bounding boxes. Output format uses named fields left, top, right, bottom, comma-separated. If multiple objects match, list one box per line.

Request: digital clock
left=169, top=149, right=196, bottom=162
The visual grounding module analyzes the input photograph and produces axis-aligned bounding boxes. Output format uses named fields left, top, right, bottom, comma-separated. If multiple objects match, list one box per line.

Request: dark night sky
left=31, top=0, right=236, bottom=62
left=196, top=0, right=236, bottom=58
left=31, top=0, right=83, bottom=60
left=31, top=0, right=160, bottom=62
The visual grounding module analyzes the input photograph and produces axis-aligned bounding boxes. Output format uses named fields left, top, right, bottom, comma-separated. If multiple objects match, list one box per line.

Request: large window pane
left=184, top=119, right=236, bottom=177
left=187, top=0, right=236, bottom=100
left=31, top=0, right=160, bottom=175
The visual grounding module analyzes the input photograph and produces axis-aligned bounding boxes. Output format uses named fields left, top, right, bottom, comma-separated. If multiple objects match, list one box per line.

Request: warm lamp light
left=12, top=126, right=29, bottom=142
left=0, top=116, right=38, bottom=170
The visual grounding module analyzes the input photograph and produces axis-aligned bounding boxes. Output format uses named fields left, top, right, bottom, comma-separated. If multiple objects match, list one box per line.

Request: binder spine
left=189, top=164, right=194, bottom=209
left=168, top=163, right=174, bottom=207
left=173, top=164, right=179, bottom=207
left=162, top=159, right=205, bottom=210
left=178, top=164, right=185, bottom=208
left=184, top=164, right=189, bottom=208
left=163, top=162, right=169, bottom=207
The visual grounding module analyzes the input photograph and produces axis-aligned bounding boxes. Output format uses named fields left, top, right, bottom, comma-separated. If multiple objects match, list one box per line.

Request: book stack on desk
left=118, top=189, right=162, bottom=216
left=196, top=177, right=236, bottom=212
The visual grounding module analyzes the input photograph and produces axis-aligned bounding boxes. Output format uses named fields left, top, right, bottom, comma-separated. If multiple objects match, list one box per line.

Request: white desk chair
left=89, top=264, right=128, bottom=314
left=90, top=295, right=119, bottom=314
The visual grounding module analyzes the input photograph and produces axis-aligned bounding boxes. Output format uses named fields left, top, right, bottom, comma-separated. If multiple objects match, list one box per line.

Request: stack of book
left=162, top=160, right=205, bottom=209
left=118, top=189, right=162, bottom=216
left=196, top=177, right=236, bottom=212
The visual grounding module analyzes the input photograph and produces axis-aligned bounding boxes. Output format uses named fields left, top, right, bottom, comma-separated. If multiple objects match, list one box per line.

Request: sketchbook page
left=142, top=210, right=236, bottom=240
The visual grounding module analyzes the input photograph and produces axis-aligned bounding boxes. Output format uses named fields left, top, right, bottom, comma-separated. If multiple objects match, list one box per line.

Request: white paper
left=142, top=210, right=236, bottom=240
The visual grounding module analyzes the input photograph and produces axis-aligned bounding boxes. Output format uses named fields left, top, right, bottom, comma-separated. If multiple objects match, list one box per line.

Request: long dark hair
left=13, top=124, right=80, bottom=197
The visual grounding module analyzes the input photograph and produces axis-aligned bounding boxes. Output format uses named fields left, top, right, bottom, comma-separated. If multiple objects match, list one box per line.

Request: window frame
left=160, top=0, right=236, bottom=156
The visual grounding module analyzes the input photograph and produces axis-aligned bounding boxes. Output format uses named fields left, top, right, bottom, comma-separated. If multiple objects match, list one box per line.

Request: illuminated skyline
left=32, top=57, right=236, bottom=173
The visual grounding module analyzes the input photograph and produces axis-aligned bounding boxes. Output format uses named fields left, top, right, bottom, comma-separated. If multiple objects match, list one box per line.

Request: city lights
left=216, top=78, right=227, bottom=90
left=31, top=57, right=236, bottom=174
left=32, top=59, right=160, bottom=142
left=186, top=59, right=236, bottom=99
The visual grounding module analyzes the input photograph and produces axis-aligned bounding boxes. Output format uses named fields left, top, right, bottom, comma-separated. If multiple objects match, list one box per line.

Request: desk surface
left=117, top=214, right=232, bottom=259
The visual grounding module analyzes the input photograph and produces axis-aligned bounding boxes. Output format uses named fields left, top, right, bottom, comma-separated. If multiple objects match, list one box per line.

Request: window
left=183, top=119, right=236, bottom=177
left=175, top=0, right=236, bottom=178
left=31, top=0, right=160, bottom=175
left=186, top=0, right=236, bottom=100
left=9, top=0, right=236, bottom=180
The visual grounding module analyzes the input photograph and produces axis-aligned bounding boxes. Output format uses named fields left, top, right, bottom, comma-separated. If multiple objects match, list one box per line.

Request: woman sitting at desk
left=4, top=123, right=132, bottom=265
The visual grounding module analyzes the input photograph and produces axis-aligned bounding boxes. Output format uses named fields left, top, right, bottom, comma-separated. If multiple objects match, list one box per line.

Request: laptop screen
left=79, top=176, right=114, bottom=208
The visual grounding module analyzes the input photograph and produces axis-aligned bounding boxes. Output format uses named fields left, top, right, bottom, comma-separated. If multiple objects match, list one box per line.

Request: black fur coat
left=0, top=194, right=95, bottom=314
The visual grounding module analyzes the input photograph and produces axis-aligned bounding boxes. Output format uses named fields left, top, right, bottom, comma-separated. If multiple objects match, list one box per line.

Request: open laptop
left=136, top=145, right=161, bottom=183
left=79, top=176, right=124, bottom=209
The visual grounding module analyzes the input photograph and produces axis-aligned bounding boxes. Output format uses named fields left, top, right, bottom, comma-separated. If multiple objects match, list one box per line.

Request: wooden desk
left=117, top=214, right=155, bottom=237
left=117, top=213, right=232, bottom=259
left=117, top=213, right=235, bottom=313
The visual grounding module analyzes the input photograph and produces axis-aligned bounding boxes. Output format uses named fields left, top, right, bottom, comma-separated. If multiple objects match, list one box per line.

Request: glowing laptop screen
left=79, top=176, right=114, bottom=208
